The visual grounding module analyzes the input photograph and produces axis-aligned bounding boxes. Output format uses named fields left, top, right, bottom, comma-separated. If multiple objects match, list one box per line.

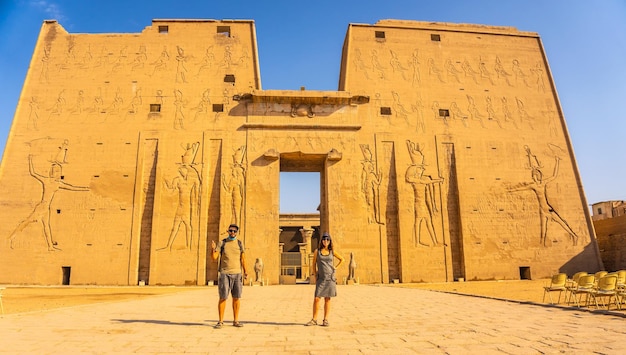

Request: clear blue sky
left=1, top=0, right=625, bottom=213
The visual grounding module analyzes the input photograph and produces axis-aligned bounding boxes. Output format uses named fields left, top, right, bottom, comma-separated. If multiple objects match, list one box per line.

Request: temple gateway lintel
left=234, top=90, right=369, bottom=106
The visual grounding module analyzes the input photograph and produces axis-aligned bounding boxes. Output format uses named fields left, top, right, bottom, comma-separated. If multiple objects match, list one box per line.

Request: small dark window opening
left=62, top=266, right=71, bottom=285
left=439, top=109, right=450, bottom=118
left=431, top=34, right=441, bottom=42
left=150, top=104, right=161, bottom=113
left=597, top=208, right=603, bottom=215
left=380, top=107, right=392, bottom=115
left=212, top=104, right=224, bottom=112
left=56, top=209, right=61, bottom=214
left=375, top=31, right=386, bottom=39
left=224, top=74, right=235, bottom=83
left=60, top=175, right=64, bottom=180
left=519, top=266, right=531, bottom=280
left=217, top=26, right=231, bottom=37
left=158, top=26, right=169, bottom=34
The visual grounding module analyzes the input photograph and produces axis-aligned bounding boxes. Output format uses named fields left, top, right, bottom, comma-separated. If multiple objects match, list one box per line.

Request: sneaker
left=214, top=321, right=223, bottom=329
left=305, top=319, right=317, bottom=326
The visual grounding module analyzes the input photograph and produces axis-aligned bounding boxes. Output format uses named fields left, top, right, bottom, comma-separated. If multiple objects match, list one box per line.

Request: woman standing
left=305, top=232, right=344, bottom=327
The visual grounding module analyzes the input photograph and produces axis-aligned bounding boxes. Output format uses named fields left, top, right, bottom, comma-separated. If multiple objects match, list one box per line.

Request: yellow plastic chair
left=543, top=273, right=567, bottom=304
left=616, top=270, right=626, bottom=305
left=591, top=275, right=620, bottom=310
left=565, top=271, right=588, bottom=304
left=615, top=270, right=626, bottom=287
left=571, top=274, right=595, bottom=308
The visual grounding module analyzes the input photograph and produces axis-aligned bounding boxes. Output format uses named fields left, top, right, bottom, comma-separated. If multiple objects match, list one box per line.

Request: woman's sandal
left=322, top=319, right=329, bottom=327
left=233, top=322, right=244, bottom=327
left=305, top=319, right=317, bottom=326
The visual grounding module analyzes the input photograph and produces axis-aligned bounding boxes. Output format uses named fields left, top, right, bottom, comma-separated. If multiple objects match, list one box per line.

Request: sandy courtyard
left=2, top=278, right=608, bottom=315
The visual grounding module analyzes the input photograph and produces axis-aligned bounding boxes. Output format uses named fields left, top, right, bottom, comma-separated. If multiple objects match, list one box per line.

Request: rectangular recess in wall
left=224, top=74, right=235, bottom=83
left=439, top=109, right=450, bottom=118
left=150, top=104, right=161, bottom=113
left=380, top=107, right=392, bottom=115
left=158, top=25, right=169, bottom=34
left=375, top=31, right=386, bottom=40
left=431, top=34, right=441, bottom=41
left=213, top=104, right=224, bottom=112
left=217, top=26, right=231, bottom=37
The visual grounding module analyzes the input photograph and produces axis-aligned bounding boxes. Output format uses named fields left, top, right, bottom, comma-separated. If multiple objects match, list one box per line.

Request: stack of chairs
left=551, top=270, right=626, bottom=311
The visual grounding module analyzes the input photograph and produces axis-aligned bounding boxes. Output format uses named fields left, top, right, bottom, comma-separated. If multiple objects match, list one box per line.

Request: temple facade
left=0, top=19, right=603, bottom=285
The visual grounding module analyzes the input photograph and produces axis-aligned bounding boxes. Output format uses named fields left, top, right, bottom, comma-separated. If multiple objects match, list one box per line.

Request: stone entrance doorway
left=278, top=154, right=324, bottom=284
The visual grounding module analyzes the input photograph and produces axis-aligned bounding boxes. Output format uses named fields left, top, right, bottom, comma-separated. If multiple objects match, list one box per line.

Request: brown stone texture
left=0, top=19, right=602, bottom=286
left=594, top=215, right=626, bottom=271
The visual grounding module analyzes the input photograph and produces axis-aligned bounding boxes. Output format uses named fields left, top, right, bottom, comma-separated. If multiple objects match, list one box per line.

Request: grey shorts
left=218, top=273, right=243, bottom=300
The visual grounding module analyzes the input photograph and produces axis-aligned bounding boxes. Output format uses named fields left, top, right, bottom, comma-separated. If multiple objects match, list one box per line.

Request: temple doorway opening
left=278, top=159, right=323, bottom=284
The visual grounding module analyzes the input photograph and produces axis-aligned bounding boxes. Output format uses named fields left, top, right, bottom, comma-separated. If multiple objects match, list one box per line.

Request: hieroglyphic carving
left=222, top=145, right=246, bottom=226
left=449, top=102, right=469, bottom=127
left=39, top=46, right=51, bottom=83
left=192, top=89, right=211, bottom=121
left=196, top=46, right=215, bottom=77
left=445, top=59, right=462, bottom=83
left=485, top=96, right=503, bottom=129
left=389, top=50, right=407, bottom=80
left=462, top=58, right=480, bottom=84
left=531, top=62, right=546, bottom=92
left=151, top=46, right=170, bottom=76
left=411, top=97, right=426, bottom=133
left=409, top=50, right=421, bottom=86
left=9, top=147, right=89, bottom=251
left=352, top=49, right=371, bottom=80
left=360, top=144, right=383, bottom=224
left=466, top=95, right=486, bottom=128
left=220, top=45, right=233, bottom=69
left=479, top=56, right=495, bottom=85
left=508, top=145, right=579, bottom=246
left=127, top=89, right=142, bottom=116
left=515, top=97, right=534, bottom=130
left=157, top=142, right=201, bottom=251
left=405, top=140, right=444, bottom=247
left=131, top=45, right=147, bottom=71
left=512, top=59, right=531, bottom=88
left=370, top=49, right=387, bottom=80
left=27, top=97, right=40, bottom=131
left=428, top=58, right=445, bottom=83
left=173, top=89, right=185, bottom=129
left=106, top=88, right=123, bottom=117
left=175, top=46, right=188, bottom=83
left=71, top=90, right=85, bottom=116
left=391, top=91, right=412, bottom=124
left=494, top=56, right=513, bottom=86
left=501, top=97, right=518, bottom=129
left=48, top=90, right=66, bottom=120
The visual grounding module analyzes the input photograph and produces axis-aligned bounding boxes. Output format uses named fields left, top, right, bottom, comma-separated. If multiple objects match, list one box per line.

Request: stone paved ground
left=1, top=284, right=625, bottom=354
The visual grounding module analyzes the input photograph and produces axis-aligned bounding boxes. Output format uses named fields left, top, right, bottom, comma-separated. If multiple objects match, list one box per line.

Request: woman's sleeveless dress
left=315, top=249, right=337, bottom=297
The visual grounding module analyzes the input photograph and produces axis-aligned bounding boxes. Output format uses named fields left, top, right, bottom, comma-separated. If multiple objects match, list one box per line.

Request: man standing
left=211, top=224, right=247, bottom=328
